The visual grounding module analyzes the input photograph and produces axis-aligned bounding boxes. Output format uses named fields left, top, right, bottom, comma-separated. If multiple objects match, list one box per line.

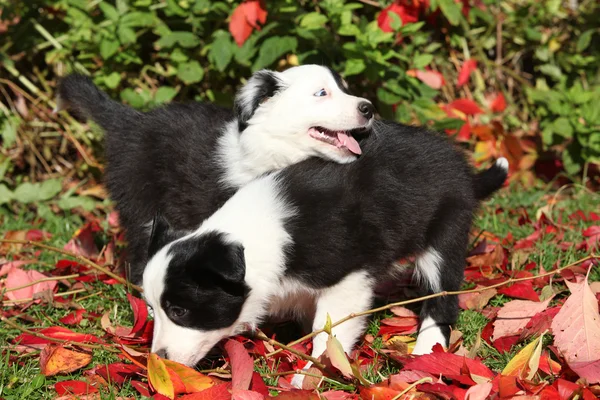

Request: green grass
left=1, top=182, right=598, bottom=397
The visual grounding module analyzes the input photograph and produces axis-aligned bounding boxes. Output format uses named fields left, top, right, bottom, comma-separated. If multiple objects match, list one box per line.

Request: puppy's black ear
left=234, top=70, right=284, bottom=132
left=148, top=212, right=182, bottom=258
left=183, top=232, right=246, bottom=285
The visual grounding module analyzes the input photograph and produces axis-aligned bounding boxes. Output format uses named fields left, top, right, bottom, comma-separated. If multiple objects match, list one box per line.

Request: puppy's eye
left=314, top=89, right=327, bottom=97
left=169, top=305, right=188, bottom=318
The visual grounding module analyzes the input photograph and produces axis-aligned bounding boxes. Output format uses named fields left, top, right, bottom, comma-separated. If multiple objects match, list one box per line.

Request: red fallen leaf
left=492, top=298, right=551, bottom=340
left=0, top=260, right=34, bottom=276
left=402, top=352, right=494, bottom=386
left=4, top=267, right=57, bottom=301
left=63, top=222, right=101, bottom=259
left=40, top=344, right=92, bottom=376
left=408, top=69, right=445, bottom=89
left=96, top=362, right=143, bottom=385
left=458, top=287, right=497, bottom=310
left=497, top=281, right=540, bottom=301
left=551, top=275, right=600, bottom=383
left=232, top=390, right=264, bottom=400
left=25, top=229, right=52, bottom=241
left=108, top=211, right=120, bottom=228
left=447, top=99, right=483, bottom=116
left=377, top=2, right=419, bottom=33
left=127, top=294, right=148, bottom=335
left=60, top=309, right=86, bottom=325
left=464, top=381, right=492, bottom=400
left=321, top=391, right=358, bottom=400
left=162, top=358, right=214, bottom=393
left=457, top=59, right=477, bottom=87
left=582, top=226, right=600, bottom=251
left=520, top=307, right=560, bottom=339
left=250, top=372, right=269, bottom=396
left=14, top=326, right=102, bottom=346
left=229, top=0, right=267, bottom=46
left=358, top=385, right=401, bottom=400
left=490, top=92, right=506, bottom=112
left=131, top=380, right=151, bottom=397
left=225, top=339, right=254, bottom=391
left=554, top=378, right=579, bottom=400
left=274, top=391, right=320, bottom=400
left=498, top=375, right=520, bottom=398
left=538, top=385, right=561, bottom=400
left=380, top=316, right=419, bottom=328
left=492, top=335, right=520, bottom=352
left=539, top=352, right=562, bottom=375
left=390, top=370, right=436, bottom=384
left=54, top=380, right=97, bottom=396
left=178, top=383, right=232, bottom=400
left=418, top=382, right=468, bottom=399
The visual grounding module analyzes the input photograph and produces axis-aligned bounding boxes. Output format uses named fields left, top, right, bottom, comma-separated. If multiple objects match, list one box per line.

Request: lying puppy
left=141, top=119, right=508, bottom=376
left=56, top=65, right=374, bottom=284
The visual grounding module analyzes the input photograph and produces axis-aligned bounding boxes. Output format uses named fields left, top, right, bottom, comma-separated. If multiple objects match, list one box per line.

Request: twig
left=356, top=0, right=383, bottom=7
left=1, top=316, right=116, bottom=352
left=254, top=331, right=328, bottom=372
left=265, top=254, right=596, bottom=358
left=2, top=288, right=88, bottom=306
left=4, top=274, right=80, bottom=292
left=0, top=239, right=142, bottom=292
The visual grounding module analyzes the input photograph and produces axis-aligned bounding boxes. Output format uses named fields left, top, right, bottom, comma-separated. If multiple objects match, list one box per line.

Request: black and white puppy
left=56, top=65, right=374, bottom=285
left=142, top=119, right=508, bottom=376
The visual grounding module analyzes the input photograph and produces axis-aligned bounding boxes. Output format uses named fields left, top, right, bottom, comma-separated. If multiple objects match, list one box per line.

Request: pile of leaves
left=1, top=188, right=600, bottom=399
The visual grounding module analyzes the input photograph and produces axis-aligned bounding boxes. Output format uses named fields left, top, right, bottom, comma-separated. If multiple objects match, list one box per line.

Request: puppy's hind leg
left=291, top=270, right=374, bottom=388
left=412, top=207, right=471, bottom=355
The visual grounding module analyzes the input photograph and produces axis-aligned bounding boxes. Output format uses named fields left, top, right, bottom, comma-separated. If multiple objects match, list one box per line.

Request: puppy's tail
left=473, top=157, right=509, bottom=200
left=55, top=74, right=139, bottom=131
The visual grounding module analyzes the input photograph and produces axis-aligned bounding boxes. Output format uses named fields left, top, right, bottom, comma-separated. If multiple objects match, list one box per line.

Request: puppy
left=141, top=119, right=508, bottom=377
left=56, top=65, right=374, bottom=284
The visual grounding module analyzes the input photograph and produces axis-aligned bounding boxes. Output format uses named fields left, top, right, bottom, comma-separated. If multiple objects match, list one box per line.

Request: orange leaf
left=448, top=99, right=483, bottom=116
left=148, top=353, right=175, bottom=399
left=457, top=59, right=477, bottom=87
left=40, top=344, right=92, bottom=376
left=229, top=1, right=267, bottom=46
left=162, top=359, right=214, bottom=393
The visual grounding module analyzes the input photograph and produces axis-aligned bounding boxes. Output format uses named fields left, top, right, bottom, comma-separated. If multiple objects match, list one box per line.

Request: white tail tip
left=496, top=157, right=509, bottom=172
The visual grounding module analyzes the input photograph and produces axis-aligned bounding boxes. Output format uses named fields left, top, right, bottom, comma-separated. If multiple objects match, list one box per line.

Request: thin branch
left=4, top=274, right=80, bottom=292
left=254, top=330, right=328, bottom=372
left=1, top=316, right=116, bottom=352
left=0, top=239, right=142, bottom=292
left=356, top=0, right=383, bottom=8
left=2, top=288, right=88, bottom=306
left=265, top=254, right=596, bottom=358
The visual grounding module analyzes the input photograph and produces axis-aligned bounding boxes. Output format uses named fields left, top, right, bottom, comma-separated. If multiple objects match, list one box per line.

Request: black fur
left=234, top=70, right=283, bottom=132
left=57, top=75, right=238, bottom=285
left=161, top=232, right=249, bottom=330
left=326, top=67, right=351, bottom=94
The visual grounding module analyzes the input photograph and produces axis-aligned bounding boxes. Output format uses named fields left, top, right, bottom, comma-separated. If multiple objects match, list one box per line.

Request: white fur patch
left=496, top=157, right=509, bottom=172
left=412, top=316, right=448, bottom=355
left=414, top=248, right=443, bottom=293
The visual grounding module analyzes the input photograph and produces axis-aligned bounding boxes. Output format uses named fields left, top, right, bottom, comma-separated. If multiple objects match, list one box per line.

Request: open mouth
left=308, top=126, right=365, bottom=155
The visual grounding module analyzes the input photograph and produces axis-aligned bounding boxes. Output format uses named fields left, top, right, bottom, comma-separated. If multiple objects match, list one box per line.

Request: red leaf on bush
left=55, top=380, right=97, bottom=396
left=229, top=1, right=267, bottom=46
left=60, top=309, right=86, bottom=325
left=457, top=59, right=477, bottom=87
left=225, top=339, right=254, bottom=391
left=408, top=69, right=445, bottom=89
left=497, top=281, right=540, bottom=301
left=457, top=121, right=472, bottom=141
left=448, top=99, right=483, bottom=116
left=490, top=92, right=506, bottom=112
left=377, top=3, right=419, bottom=33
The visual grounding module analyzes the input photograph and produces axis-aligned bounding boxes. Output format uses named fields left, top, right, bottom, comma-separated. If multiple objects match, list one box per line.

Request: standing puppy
left=56, top=65, right=374, bottom=285
left=141, top=119, right=508, bottom=376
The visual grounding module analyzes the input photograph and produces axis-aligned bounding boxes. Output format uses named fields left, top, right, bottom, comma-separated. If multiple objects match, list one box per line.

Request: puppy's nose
left=358, top=101, right=375, bottom=120
left=155, top=348, right=168, bottom=359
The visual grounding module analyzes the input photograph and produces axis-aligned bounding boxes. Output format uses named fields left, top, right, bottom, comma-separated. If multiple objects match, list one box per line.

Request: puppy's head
left=234, top=64, right=375, bottom=164
left=143, top=214, right=249, bottom=366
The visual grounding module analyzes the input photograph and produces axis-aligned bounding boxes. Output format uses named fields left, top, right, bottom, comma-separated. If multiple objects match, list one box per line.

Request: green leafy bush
left=0, top=0, right=598, bottom=196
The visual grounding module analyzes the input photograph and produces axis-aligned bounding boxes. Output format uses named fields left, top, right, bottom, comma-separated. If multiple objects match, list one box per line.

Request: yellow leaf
left=502, top=333, right=544, bottom=380
left=148, top=353, right=175, bottom=399
left=326, top=335, right=354, bottom=379
left=162, top=359, right=214, bottom=393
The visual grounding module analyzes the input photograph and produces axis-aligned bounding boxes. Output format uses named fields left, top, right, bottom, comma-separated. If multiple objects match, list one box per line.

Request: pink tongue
left=337, top=132, right=362, bottom=155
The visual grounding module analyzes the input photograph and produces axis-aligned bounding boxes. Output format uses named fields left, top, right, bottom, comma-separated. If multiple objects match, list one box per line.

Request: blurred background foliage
left=0, top=0, right=598, bottom=212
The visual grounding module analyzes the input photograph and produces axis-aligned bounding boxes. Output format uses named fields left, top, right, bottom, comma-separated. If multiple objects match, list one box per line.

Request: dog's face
left=235, top=64, right=375, bottom=164
left=143, top=215, right=249, bottom=366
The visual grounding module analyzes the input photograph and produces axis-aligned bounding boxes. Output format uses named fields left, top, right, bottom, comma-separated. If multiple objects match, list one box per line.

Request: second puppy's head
left=142, top=214, right=249, bottom=366
left=234, top=64, right=375, bottom=164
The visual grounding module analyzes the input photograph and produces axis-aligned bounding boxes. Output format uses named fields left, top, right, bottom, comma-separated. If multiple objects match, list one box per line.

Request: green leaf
left=177, top=61, right=204, bottom=84
left=539, top=64, right=562, bottom=80
left=118, top=26, right=136, bottom=44
left=0, top=184, right=12, bottom=204
left=300, top=12, right=328, bottom=29
left=2, top=118, right=17, bottom=148
left=377, top=88, right=403, bottom=105
left=343, top=59, right=366, bottom=76
left=400, top=21, right=425, bottom=34
left=13, top=182, right=40, bottom=203
left=576, top=29, right=594, bottom=52
left=413, top=54, right=433, bottom=69
left=120, top=88, right=146, bottom=108
left=100, top=38, right=120, bottom=60
left=38, top=179, right=63, bottom=201
left=154, top=87, right=178, bottom=104
left=562, top=142, right=582, bottom=175
left=338, top=25, right=361, bottom=36
left=553, top=117, right=573, bottom=138
left=156, top=32, right=200, bottom=49
left=56, top=196, right=96, bottom=212
left=120, top=12, right=155, bottom=28
left=99, top=2, right=119, bottom=22
left=209, top=32, right=234, bottom=72
left=104, top=72, right=121, bottom=89
left=252, top=36, right=298, bottom=71
left=438, top=0, right=461, bottom=26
